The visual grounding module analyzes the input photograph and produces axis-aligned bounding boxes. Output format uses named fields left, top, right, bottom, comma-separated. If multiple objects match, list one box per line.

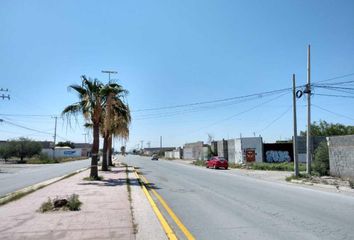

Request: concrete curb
left=290, top=179, right=354, bottom=193
left=124, top=165, right=167, bottom=240
left=0, top=167, right=89, bottom=205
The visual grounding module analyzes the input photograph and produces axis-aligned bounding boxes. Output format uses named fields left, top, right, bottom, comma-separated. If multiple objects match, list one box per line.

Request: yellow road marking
left=134, top=171, right=178, bottom=240
left=139, top=174, right=196, bottom=240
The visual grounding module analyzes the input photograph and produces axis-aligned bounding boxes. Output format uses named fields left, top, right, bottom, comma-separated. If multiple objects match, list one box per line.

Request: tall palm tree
left=101, top=82, right=130, bottom=170
left=62, top=76, right=103, bottom=179
left=109, top=110, right=131, bottom=166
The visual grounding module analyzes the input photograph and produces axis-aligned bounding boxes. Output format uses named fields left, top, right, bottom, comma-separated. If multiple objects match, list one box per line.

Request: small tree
left=9, top=138, right=42, bottom=163
left=0, top=143, right=12, bottom=162
left=56, top=141, right=75, bottom=148
left=312, top=141, right=329, bottom=176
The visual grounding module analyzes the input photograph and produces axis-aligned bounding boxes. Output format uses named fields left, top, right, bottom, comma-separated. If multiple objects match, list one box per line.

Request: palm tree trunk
left=102, top=92, right=113, bottom=170
left=102, top=135, right=109, bottom=171
left=90, top=122, right=99, bottom=179
left=108, top=134, right=113, bottom=166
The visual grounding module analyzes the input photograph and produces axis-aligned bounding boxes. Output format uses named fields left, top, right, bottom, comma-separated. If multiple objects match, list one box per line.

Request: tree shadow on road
left=77, top=178, right=140, bottom=187
left=143, top=182, right=161, bottom=190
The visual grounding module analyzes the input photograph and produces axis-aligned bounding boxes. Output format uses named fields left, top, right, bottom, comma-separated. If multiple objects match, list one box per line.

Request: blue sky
left=1, top=0, right=354, bottom=150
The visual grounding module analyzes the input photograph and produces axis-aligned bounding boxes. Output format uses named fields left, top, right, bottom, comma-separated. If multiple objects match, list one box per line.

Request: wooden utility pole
left=292, top=74, right=299, bottom=176
left=0, top=88, right=10, bottom=100
left=52, top=116, right=58, bottom=160
left=306, top=45, right=312, bottom=174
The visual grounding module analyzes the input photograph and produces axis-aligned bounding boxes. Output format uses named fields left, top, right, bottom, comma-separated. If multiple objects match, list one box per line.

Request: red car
left=206, top=156, right=228, bottom=169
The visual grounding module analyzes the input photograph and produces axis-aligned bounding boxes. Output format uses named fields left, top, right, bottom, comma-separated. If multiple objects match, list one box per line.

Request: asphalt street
left=122, top=155, right=354, bottom=240
left=0, top=159, right=90, bottom=196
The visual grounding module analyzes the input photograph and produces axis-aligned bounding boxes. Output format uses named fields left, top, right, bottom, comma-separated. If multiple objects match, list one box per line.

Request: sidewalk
left=0, top=167, right=135, bottom=240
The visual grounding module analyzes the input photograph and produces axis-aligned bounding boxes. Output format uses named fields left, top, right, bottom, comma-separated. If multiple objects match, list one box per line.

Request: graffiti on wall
left=266, top=150, right=291, bottom=163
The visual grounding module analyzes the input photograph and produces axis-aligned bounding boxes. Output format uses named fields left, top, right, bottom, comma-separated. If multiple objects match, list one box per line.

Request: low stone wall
left=328, top=135, right=354, bottom=181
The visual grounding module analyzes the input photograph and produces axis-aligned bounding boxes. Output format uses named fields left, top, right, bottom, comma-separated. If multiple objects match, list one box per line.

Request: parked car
left=151, top=154, right=159, bottom=160
left=206, top=156, right=228, bottom=169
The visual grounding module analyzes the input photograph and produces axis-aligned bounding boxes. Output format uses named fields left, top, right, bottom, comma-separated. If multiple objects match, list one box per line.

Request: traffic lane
left=154, top=163, right=354, bottom=240
left=0, top=159, right=90, bottom=196
left=122, top=156, right=354, bottom=240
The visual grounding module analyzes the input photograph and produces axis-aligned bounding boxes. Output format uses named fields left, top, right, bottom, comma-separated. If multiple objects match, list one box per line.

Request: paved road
left=0, top=159, right=90, bottom=196
left=122, top=155, right=354, bottom=240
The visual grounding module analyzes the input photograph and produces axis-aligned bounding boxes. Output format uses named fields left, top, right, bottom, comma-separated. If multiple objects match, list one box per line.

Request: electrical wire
left=0, top=119, right=53, bottom=136
left=312, top=104, right=354, bottom=122
left=313, top=72, right=354, bottom=84
left=132, top=87, right=293, bottom=113
left=0, top=118, right=73, bottom=142
left=313, top=93, right=354, bottom=99
left=133, top=92, right=287, bottom=120
left=257, top=105, right=292, bottom=133
left=188, top=91, right=290, bottom=134
left=0, top=113, right=58, bottom=118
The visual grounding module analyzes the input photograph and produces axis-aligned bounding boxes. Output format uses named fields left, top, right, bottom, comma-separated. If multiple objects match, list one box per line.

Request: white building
left=42, top=147, right=82, bottom=158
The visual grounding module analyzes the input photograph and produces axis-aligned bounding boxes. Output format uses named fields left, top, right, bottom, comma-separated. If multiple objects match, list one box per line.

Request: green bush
left=192, top=160, right=206, bottom=166
left=38, top=194, right=82, bottom=212
left=229, top=163, right=243, bottom=168
left=349, top=180, right=354, bottom=189
left=27, top=153, right=56, bottom=164
left=285, top=173, right=311, bottom=182
left=312, top=142, right=329, bottom=176
left=39, top=198, right=54, bottom=212
left=251, top=162, right=306, bottom=171
left=67, top=194, right=82, bottom=211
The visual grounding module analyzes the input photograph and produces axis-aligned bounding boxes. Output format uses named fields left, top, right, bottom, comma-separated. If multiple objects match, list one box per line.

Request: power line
left=257, top=105, right=292, bottom=133
left=132, top=87, right=293, bottom=112
left=314, top=86, right=354, bottom=96
left=314, top=93, right=354, bottom=99
left=134, top=93, right=286, bottom=120
left=312, top=104, right=354, bottom=122
left=313, top=72, right=354, bottom=84
left=0, top=118, right=72, bottom=142
left=0, top=113, right=57, bottom=117
left=0, top=118, right=53, bottom=136
left=133, top=72, right=354, bottom=113
left=189, top=91, right=290, bottom=134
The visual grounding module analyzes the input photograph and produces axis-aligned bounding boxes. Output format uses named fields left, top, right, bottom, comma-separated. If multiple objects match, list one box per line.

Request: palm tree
left=109, top=111, right=131, bottom=166
left=62, top=76, right=103, bottom=179
left=101, top=82, right=130, bottom=170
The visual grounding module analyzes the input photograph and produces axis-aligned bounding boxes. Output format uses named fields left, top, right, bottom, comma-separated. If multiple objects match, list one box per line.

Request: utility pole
left=83, top=133, right=88, bottom=143
left=292, top=74, right=299, bottom=177
left=0, top=88, right=10, bottom=100
left=102, top=70, right=118, bottom=82
left=52, top=116, right=58, bottom=160
left=305, top=45, right=312, bottom=174
left=160, top=136, right=162, bottom=149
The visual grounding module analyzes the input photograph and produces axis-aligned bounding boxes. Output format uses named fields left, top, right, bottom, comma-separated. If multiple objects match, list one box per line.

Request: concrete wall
left=165, top=149, right=181, bottom=159
left=183, top=142, right=204, bottom=160
left=227, top=137, right=262, bottom=163
left=211, top=141, right=218, bottom=156
left=241, top=137, right=263, bottom=163
left=264, top=143, right=292, bottom=163
left=228, top=139, right=243, bottom=164
left=234, top=139, right=243, bottom=163
left=217, top=139, right=228, bottom=160
left=227, top=139, right=235, bottom=163
left=328, top=135, right=354, bottom=181
left=297, top=136, right=327, bottom=154
left=42, top=148, right=82, bottom=158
